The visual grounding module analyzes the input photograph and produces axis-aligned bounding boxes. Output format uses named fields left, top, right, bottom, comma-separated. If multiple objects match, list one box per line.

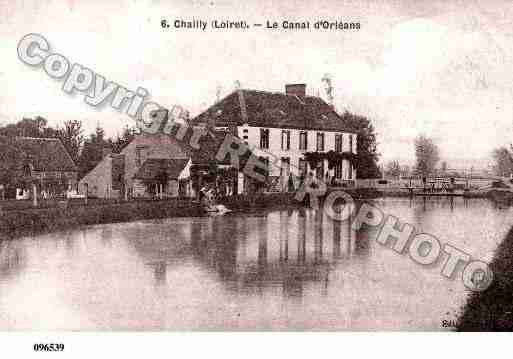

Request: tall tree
left=414, top=135, right=440, bottom=176
left=491, top=146, right=513, bottom=176
left=112, top=125, right=136, bottom=154
left=0, top=116, right=58, bottom=138
left=77, top=125, right=111, bottom=179
left=341, top=111, right=381, bottom=179
left=57, top=119, right=84, bottom=163
left=441, top=161, right=448, bottom=174
left=0, top=137, right=24, bottom=190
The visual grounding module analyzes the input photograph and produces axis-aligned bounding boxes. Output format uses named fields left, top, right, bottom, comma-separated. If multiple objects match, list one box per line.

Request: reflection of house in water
left=121, top=221, right=195, bottom=285
left=186, top=209, right=369, bottom=297
left=410, top=196, right=462, bottom=226
left=125, top=209, right=371, bottom=296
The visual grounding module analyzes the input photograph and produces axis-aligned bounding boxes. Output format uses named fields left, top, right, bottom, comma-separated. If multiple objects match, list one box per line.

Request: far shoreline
left=0, top=188, right=508, bottom=240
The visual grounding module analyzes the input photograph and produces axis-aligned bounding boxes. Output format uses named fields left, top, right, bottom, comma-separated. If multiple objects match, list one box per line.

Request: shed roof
left=134, top=158, right=189, bottom=181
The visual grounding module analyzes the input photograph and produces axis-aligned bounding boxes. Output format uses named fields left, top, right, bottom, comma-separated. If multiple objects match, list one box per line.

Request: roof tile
left=191, top=89, right=355, bottom=133
left=1, top=136, right=77, bottom=172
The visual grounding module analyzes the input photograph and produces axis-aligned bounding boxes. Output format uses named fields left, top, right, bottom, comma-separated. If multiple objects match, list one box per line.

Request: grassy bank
left=0, top=188, right=384, bottom=238
left=0, top=193, right=304, bottom=238
left=456, top=189, right=513, bottom=330
left=485, top=189, right=513, bottom=205
left=0, top=198, right=202, bottom=237
left=457, top=224, right=513, bottom=331
left=6, top=186, right=496, bottom=238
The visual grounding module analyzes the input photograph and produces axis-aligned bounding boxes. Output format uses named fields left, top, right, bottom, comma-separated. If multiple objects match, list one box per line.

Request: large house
left=191, top=84, right=357, bottom=191
left=78, top=83, right=358, bottom=198
left=0, top=136, right=78, bottom=199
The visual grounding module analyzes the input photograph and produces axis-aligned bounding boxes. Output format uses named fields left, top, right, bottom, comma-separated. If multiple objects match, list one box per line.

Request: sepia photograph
left=1, top=0, right=513, bottom=355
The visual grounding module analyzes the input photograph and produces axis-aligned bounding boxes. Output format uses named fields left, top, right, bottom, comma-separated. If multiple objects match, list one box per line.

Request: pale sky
left=1, top=0, right=513, bottom=168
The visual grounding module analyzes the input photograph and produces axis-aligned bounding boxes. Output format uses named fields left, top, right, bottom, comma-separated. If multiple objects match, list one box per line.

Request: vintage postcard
left=1, top=0, right=513, bottom=352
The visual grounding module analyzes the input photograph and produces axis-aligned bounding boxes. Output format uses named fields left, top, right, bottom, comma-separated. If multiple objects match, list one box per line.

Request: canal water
left=0, top=197, right=511, bottom=330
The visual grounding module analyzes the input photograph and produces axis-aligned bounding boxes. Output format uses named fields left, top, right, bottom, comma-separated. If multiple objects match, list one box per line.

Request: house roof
left=163, top=124, right=232, bottom=166
left=190, top=89, right=356, bottom=133
left=134, top=158, right=189, bottom=181
left=124, top=119, right=251, bottom=172
left=0, top=136, right=77, bottom=172
left=190, top=129, right=232, bottom=165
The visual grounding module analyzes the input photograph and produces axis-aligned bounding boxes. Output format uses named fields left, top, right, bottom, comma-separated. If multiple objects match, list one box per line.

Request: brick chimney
left=285, top=84, right=306, bottom=98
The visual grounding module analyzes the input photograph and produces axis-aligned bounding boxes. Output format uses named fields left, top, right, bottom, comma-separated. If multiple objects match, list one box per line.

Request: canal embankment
left=0, top=187, right=383, bottom=237
left=0, top=192, right=308, bottom=237
left=484, top=189, right=513, bottom=205
left=0, top=186, right=506, bottom=238
left=457, top=223, right=513, bottom=331
left=0, top=197, right=203, bottom=237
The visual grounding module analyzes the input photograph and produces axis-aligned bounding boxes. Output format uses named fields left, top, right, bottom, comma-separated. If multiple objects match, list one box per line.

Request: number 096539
left=33, top=344, right=64, bottom=352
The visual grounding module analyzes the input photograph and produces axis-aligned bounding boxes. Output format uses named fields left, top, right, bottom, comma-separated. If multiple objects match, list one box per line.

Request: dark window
left=135, top=146, right=147, bottom=167
left=281, top=130, right=290, bottom=150
left=280, top=157, right=290, bottom=176
left=298, top=158, right=307, bottom=176
left=349, top=164, right=353, bottom=179
left=316, top=132, right=325, bottom=151
left=335, top=134, right=343, bottom=152
left=335, top=163, right=342, bottom=179
left=23, top=164, right=32, bottom=177
left=349, top=135, right=353, bottom=153
left=260, top=128, right=269, bottom=149
left=299, top=131, right=308, bottom=150
left=316, top=160, right=325, bottom=179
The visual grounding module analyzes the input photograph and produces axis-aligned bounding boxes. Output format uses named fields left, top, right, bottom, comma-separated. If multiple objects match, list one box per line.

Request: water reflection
left=0, top=241, right=26, bottom=278
left=1, top=197, right=512, bottom=330
left=126, top=207, right=367, bottom=299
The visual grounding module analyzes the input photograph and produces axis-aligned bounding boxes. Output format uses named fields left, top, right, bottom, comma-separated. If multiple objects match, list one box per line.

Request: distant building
left=78, top=127, right=234, bottom=199
left=191, top=84, right=357, bottom=191
left=0, top=136, right=78, bottom=199
left=79, top=132, right=189, bottom=199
